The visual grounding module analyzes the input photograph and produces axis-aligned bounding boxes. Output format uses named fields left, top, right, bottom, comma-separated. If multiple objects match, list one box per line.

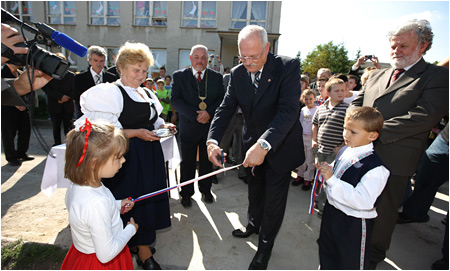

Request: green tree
left=301, top=41, right=352, bottom=79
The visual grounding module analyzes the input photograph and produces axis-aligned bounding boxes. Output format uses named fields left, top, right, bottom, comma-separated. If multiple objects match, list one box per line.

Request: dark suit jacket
left=171, top=68, right=224, bottom=138
left=42, top=71, right=75, bottom=114
left=349, top=58, right=449, bottom=176
left=73, top=69, right=118, bottom=105
left=208, top=52, right=304, bottom=174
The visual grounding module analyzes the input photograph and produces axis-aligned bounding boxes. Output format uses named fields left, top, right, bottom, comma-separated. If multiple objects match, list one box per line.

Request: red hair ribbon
left=76, top=118, right=92, bottom=167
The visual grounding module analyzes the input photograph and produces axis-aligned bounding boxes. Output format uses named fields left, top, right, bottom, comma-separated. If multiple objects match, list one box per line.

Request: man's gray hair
left=87, top=45, right=107, bottom=60
left=388, top=19, right=433, bottom=54
left=238, top=25, right=268, bottom=47
left=190, top=44, right=208, bottom=55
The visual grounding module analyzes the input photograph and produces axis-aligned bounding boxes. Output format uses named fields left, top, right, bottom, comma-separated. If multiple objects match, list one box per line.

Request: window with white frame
left=178, top=49, right=215, bottom=70
left=230, top=1, right=267, bottom=29
left=106, top=47, right=120, bottom=68
left=2, top=1, right=34, bottom=22
left=89, top=1, right=120, bottom=26
left=182, top=1, right=216, bottom=28
left=47, top=1, right=76, bottom=25
left=134, top=1, right=167, bottom=26
left=148, top=49, right=167, bottom=78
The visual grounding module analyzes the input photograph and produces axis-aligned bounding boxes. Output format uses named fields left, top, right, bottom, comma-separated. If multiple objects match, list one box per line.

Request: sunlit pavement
left=1, top=121, right=448, bottom=270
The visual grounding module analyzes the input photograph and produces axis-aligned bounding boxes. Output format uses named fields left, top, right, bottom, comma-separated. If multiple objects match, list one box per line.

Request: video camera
left=1, top=8, right=87, bottom=80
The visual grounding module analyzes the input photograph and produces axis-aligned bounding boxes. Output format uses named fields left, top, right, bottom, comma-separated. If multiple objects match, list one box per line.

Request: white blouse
left=65, top=183, right=136, bottom=263
left=78, top=79, right=164, bottom=129
left=325, top=143, right=390, bottom=219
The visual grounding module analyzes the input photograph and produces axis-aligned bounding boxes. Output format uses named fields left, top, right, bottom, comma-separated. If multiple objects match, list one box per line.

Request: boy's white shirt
left=325, top=142, right=390, bottom=219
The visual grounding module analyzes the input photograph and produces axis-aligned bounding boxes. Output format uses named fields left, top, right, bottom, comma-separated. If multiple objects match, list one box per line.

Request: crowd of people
left=1, top=18, right=448, bottom=270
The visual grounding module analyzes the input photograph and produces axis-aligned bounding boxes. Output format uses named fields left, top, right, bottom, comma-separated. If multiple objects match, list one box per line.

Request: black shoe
left=19, top=155, right=34, bottom=161
left=291, top=177, right=304, bottom=186
left=232, top=224, right=258, bottom=238
left=181, top=197, right=192, bottom=207
left=7, top=159, right=22, bottom=166
left=211, top=175, right=218, bottom=184
left=397, top=212, right=429, bottom=224
left=138, top=256, right=162, bottom=270
left=432, top=258, right=449, bottom=270
left=248, top=251, right=271, bottom=270
left=302, top=181, right=312, bottom=191
left=202, top=192, right=214, bottom=203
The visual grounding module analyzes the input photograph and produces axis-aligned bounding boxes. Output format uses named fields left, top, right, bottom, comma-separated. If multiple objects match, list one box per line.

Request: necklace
left=197, top=69, right=208, bottom=110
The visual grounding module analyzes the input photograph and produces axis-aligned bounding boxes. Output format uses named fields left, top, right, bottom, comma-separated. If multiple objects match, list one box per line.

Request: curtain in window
left=48, top=1, right=61, bottom=15
left=136, top=1, right=149, bottom=16
left=232, top=2, right=247, bottom=19
left=64, top=1, right=76, bottom=15
left=251, top=1, right=266, bottom=20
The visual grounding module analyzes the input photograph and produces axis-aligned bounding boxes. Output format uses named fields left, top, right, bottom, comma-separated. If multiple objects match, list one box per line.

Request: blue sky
left=278, top=1, right=450, bottom=64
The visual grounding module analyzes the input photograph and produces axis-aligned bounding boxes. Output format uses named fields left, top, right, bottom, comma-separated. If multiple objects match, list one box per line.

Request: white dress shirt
left=325, top=143, right=390, bottom=219
left=65, top=183, right=136, bottom=263
left=90, top=67, right=102, bottom=84
left=78, top=79, right=164, bottom=129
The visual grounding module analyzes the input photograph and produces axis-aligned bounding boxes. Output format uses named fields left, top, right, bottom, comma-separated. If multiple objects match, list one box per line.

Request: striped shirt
left=313, top=100, right=349, bottom=154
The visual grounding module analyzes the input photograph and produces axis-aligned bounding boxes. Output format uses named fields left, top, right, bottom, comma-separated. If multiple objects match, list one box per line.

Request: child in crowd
left=156, top=79, right=171, bottom=121
left=314, top=77, right=329, bottom=106
left=311, top=78, right=348, bottom=215
left=315, top=107, right=390, bottom=269
left=292, top=89, right=317, bottom=191
left=61, top=119, right=138, bottom=270
left=332, top=73, right=360, bottom=104
left=144, top=78, right=155, bottom=92
left=164, top=75, right=177, bottom=124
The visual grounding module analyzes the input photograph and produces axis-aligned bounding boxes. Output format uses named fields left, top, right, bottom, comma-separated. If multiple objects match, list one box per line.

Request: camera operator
left=1, top=23, right=53, bottom=101
left=348, top=55, right=380, bottom=90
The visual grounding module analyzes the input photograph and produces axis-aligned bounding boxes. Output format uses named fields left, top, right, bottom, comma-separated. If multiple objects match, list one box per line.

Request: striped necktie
left=95, top=74, right=101, bottom=85
left=392, top=68, right=405, bottom=82
left=253, top=71, right=261, bottom=92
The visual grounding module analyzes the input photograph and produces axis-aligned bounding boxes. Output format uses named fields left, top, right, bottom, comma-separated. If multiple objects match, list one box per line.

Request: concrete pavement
left=1, top=121, right=448, bottom=270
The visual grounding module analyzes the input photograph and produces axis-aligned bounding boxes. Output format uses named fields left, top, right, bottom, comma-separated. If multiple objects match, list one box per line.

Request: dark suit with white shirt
left=208, top=52, right=305, bottom=253
left=349, top=57, right=449, bottom=266
left=171, top=68, right=225, bottom=198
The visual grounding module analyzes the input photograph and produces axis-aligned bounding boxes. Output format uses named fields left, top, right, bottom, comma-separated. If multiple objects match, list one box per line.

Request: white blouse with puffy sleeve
left=78, top=79, right=164, bottom=129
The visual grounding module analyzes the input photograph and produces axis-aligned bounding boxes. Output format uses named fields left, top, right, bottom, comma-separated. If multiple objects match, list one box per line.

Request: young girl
left=61, top=118, right=138, bottom=270
left=292, top=89, right=318, bottom=191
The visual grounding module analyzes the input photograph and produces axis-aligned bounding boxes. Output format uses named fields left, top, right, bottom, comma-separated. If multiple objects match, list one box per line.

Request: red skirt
left=61, top=244, right=134, bottom=270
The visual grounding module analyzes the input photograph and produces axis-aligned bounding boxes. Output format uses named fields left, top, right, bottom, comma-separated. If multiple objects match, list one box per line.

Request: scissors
left=221, top=149, right=226, bottom=176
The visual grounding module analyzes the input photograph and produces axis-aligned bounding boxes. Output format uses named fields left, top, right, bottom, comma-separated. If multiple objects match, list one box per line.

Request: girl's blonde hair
left=64, top=120, right=128, bottom=185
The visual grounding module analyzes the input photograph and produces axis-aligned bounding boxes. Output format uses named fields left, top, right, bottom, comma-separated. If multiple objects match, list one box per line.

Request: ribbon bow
left=76, top=118, right=92, bottom=167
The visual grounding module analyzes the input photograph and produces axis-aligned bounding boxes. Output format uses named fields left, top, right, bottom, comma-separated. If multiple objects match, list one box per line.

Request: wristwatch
left=257, top=139, right=270, bottom=151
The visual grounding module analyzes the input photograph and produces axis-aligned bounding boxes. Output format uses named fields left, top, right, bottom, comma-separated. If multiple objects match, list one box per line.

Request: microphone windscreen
left=51, top=31, right=87, bottom=57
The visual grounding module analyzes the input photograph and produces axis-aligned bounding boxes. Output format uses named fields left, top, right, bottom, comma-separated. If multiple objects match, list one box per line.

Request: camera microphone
left=34, top=23, right=87, bottom=57
left=50, top=31, right=87, bottom=57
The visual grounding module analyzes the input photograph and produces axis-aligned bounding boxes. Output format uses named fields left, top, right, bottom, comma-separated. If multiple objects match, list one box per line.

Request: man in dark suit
left=73, top=45, right=117, bottom=118
left=207, top=25, right=304, bottom=269
left=171, top=44, right=225, bottom=207
left=348, top=19, right=449, bottom=269
left=42, top=69, right=75, bottom=146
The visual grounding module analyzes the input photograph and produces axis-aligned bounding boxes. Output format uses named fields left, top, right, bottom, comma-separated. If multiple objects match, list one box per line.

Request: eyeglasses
left=238, top=49, right=265, bottom=62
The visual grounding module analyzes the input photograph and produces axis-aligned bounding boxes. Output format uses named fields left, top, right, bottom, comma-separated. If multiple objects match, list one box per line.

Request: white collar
left=192, top=68, right=205, bottom=78
left=90, top=67, right=102, bottom=79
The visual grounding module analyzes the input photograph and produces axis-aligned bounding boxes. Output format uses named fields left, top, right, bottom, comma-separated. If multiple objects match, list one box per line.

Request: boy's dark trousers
left=318, top=201, right=373, bottom=270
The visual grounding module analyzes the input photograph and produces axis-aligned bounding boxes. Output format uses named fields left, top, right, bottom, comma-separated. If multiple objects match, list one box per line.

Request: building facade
left=2, top=1, right=282, bottom=77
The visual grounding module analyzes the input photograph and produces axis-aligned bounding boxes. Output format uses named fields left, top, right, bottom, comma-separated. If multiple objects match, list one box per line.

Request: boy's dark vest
left=335, top=152, right=385, bottom=207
